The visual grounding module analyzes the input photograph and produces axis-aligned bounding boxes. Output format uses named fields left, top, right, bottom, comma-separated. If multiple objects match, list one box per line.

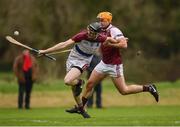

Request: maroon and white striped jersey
left=100, top=24, right=124, bottom=64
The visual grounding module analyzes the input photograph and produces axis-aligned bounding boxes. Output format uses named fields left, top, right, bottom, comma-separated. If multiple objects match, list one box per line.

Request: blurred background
left=0, top=0, right=180, bottom=83
left=0, top=0, right=180, bottom=108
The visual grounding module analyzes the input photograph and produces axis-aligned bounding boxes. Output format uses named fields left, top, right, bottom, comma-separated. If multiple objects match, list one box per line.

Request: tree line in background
left=0, top=0, right=179, bottom=82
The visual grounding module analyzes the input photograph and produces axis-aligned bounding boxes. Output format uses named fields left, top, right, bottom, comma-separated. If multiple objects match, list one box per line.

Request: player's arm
left=103, top=36, right=117, bottom=46
left=106, top=27, right=128, bottom=48
left=39, top=31, right=87, bottom=54
left=39, top=39, right=75, bottom=54
left=106, top=37, right=118, bottom=43
left=117, top=37, right=128, bottom=48
left=106, top=37, right=128, bottom=48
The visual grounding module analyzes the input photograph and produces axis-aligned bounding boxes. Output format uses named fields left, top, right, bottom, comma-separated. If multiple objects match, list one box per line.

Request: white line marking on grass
left=175, top=121, right=180, bottom=124
left=31, top=120, right=48, bottom=123
left=11, top=119, right=59, bottom=124
left=31, top=119, right=59, bottom=124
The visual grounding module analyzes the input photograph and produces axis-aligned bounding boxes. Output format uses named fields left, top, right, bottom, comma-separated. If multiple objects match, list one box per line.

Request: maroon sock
left=82, top=97, right=88, bottom=107
left=76, top=79, right=82, bottom=86
left=143, top=85, right=149, bottom=92
left=78, top=105, right=84, bottom=112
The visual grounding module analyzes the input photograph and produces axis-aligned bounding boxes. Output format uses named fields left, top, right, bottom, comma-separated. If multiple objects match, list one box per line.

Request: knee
left=121, top=91, right=128, bottom=95
left=64, top=77, right=72, bottom=86
left=119, top=87, right=129, bottom=95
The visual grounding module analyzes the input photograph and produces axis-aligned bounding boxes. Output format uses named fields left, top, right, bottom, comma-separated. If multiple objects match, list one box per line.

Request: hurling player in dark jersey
left=81, top=12, right=159, bottom=116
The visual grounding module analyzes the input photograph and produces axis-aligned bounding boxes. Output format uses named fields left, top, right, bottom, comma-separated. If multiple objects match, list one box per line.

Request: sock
left=71, top=86, right=82, bottom=105
left=82, top=97, right=88, bottom=107
left=143, top=85, right=149, bottom=92
left=76, top=79, right=82, bottom=86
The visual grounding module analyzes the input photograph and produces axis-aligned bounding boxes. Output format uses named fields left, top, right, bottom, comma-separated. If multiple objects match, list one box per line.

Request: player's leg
left=108, top=63, right=159, bottom=102
left=64, top=67, right=84, bottom=97
left=66, top=69, right=104, bottom=118
left=65, top=67, right=94, bottom=118
left=111, top=76, right=143, bottom=94
left=107, top=63, right=142, bottom=94
left=82, top=70, right=106, bottom=107
left=64, top=67, right=84, bottom=113
left=111, top=76, right=159, bottom=102
left=72, top=70, right=105, bottom=118
left=65, top=55, right=93, bottom=117
left=64, top=67, right=82, bottom=86
left=81, top=60, right=107, bottom=108
left=64, top=67, right=93, bottom=119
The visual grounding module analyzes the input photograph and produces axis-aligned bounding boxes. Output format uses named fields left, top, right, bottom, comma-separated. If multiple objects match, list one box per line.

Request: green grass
left=1, top=72, right=180, bottom=126
left=1, top=72, right=180, bottom=93
left=0, top=106, right=180, bottom=126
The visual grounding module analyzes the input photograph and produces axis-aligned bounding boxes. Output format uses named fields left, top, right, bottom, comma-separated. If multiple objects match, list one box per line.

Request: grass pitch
left=0, top=72, right=180, bottom=126
left=0, top=105, right=180, bottom=126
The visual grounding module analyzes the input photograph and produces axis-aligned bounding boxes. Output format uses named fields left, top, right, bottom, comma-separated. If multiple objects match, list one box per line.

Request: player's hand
left=37, top=50, right=46, bottom=57
left=120, top=37, right=128, bottom=43
left=103, top=41, right=110, bottom=46
left=38, top=50, right=46, bottom=54
left=119, top=37, right=128, bottom=48
left=125, top=37, right=129, bottom=42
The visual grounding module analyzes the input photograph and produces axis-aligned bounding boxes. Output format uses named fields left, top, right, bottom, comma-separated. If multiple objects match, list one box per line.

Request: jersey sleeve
left=97, top=34, right=107, bottom=43
left=110, top=27, right=124, bottom=39
left=71, top=30, right=87, bottom=42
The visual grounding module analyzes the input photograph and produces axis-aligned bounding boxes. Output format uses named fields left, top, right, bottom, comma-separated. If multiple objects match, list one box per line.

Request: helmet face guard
left=87, top=22, right=101, bottom=39
left=87, top=27, right=98, bottom=39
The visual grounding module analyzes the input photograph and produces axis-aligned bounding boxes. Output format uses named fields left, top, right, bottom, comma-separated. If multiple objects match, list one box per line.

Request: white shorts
left=94, top=60, right=124, bottom=77
left=66, top=50, right=93, bottom=72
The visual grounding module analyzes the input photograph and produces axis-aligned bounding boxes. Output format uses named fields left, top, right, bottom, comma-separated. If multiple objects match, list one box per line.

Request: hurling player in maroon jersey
left=39, top=22, right=118, bottom=118
left=81, top=12, right=159, bottom=116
